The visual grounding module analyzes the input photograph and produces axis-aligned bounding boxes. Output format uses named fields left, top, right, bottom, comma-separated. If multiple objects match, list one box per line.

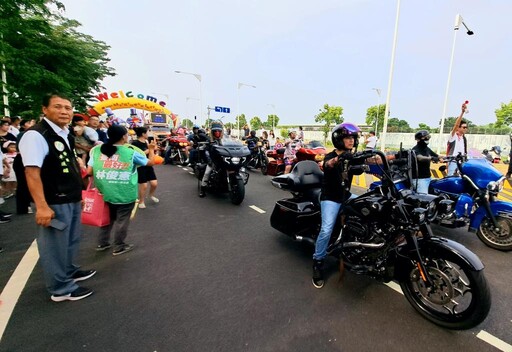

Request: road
left=0, top=165, right=511, bottom=352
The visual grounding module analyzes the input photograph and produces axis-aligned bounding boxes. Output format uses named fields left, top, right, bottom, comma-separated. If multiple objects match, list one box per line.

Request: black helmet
left=483, top=149, right=489, bottom=154
left=414, top=130, right=431, bottom=141
left=250, top=130, right=256, bottom=137
left=211, top=121, right=223, bottom=132
left=331, top=122, right=360, bottom=150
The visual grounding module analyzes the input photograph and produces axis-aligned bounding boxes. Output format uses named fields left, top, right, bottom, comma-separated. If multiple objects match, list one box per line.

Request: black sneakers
left=96, top=243, right=112, bottom=251
left=72, top=269, right=97, bottom=282
left=0, top=215, right=11, bottom=224
left=112, top=244, right=134, bottom=256
left=198, top=186, right=206, bottom=198
left=0, top=210, right=12, bottom=218
left=51, top=286, right=93, bottom=302
left=312, top=260, right=325, bottom=289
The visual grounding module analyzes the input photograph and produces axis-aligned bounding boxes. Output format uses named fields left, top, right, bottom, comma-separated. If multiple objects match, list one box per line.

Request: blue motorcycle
left=429, top=154, right=512, bottom=251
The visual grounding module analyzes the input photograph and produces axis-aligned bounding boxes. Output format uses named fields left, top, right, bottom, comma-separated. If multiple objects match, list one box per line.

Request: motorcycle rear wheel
left=230, top=178, right=245, bottom=205
left=400, top=254, right=491, bottom=329
left=477, top=215, right=512, bottom=251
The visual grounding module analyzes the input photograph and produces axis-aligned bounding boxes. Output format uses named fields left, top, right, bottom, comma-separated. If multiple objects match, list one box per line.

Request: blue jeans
left=313, top=200, right=342, bottom=260
left=412, top=178, right=431, bottom=194
left=36, top=202, right=82, bottom=295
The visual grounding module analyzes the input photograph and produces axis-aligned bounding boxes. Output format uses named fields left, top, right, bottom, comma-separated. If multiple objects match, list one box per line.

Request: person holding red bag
left=87, top=124, right=156, bottom=256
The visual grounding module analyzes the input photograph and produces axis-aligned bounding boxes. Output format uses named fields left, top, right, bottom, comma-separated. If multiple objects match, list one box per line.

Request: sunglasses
left=461, top=126, right=468, bottom=129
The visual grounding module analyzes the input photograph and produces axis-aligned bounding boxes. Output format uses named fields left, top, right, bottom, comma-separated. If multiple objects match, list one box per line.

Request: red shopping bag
left=81, top=182, right=110, bottom=227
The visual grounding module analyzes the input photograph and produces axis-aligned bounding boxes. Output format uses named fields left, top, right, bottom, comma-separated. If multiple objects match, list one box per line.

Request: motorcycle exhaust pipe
left=343, top=242, right=385, bottom=249
left=295, top=236, right=316, bottom=245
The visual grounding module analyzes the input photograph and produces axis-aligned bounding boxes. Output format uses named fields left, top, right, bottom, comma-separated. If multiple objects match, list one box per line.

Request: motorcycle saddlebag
left=270, top=198, right=320, bottom=237
left=267, top=160, right=284, bottom=176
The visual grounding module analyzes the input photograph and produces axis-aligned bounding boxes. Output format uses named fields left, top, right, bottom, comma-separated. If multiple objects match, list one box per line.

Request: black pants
left=13, top=154, right=32, bottom=214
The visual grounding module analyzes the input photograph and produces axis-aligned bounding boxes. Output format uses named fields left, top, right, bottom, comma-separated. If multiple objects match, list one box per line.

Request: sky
left=60, top=0, right=512, bottom=128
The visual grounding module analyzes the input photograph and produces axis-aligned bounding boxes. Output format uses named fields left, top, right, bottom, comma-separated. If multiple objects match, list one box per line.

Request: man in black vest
left=19, top=93, right=96, bottom=302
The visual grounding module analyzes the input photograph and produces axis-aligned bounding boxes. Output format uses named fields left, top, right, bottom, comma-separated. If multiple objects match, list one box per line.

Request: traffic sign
left=215, top=106, right=231, bottom=113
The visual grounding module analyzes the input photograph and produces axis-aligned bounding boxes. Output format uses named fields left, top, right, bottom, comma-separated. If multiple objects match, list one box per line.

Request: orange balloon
left=153, top=155, right=164, bottom=165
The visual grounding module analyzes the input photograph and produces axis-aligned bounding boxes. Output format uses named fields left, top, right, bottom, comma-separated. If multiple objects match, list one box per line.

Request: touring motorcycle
left=194, top=138, right=251, bottom=205
left=164, top=135, right=189, bottom=165
left=429, top=154, right=512, bottom=251
left=270, top=150, right=491, bottom=329
left=265, top=140, right=326, bottom=176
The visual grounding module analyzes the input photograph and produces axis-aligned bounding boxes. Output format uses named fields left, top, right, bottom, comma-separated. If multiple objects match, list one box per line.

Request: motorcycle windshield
left=462, top=159, right=502, bottom=188
left=212, top=138, right=251, bottom=157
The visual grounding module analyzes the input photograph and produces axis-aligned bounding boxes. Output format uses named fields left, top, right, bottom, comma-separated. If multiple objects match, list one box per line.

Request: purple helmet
left=332, top=122, right=360, bottom=150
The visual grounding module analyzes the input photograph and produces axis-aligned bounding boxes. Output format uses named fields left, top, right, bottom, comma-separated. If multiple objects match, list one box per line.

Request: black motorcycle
left=270, top=150, right=491, bottom=330
left=195, top=138, right=251, bottom=205
left=246, top=141, right=269, bottom=175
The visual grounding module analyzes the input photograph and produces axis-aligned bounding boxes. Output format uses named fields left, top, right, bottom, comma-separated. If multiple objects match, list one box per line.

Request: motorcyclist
left=245, top=130, right=260, bottom=166
left=312, top=122, right=361, bottom=289
left=411, top=130, right=442, bottom=194
left=187, top=125, right=202, bottom=166
left=482, top=149, right=493, bottom=163
left=199, top=121, right=223, bottom=198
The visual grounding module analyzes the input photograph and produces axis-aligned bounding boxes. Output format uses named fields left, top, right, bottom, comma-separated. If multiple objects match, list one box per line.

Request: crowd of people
left=0, top=97, right=493, bottom=297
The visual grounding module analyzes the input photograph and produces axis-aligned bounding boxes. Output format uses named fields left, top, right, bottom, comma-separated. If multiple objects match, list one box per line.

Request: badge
left=54, top=141, right=65, bottom=152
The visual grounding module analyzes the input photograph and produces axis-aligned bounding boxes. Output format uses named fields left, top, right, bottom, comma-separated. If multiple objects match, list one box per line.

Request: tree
left=0, top=1, right=115, bottom=116
left=249, top=116, right=262, bottom=130
left=314, top=104, right=344, bottom=141
left=438, top=116, right=474, bottom=133
left=235, top=114, right=247, bottom=130
left=181, top=118, right=193, bottom=128
left=494, top=101, right=512, bottom=127
left=365, top=104, right=386, bottom=132
left=386, top=118, right=412, bottom=132
left=416, top=123, right=432, bottom=132
left=264, top=114, right=279, bottom=130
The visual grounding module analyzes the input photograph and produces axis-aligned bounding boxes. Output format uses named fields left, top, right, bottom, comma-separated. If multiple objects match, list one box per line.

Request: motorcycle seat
left=288, top=160, right=324, bottom=190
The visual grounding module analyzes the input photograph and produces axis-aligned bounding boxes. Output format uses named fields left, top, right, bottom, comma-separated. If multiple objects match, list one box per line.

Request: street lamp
left=380, top=0, right=401, bottom=152
left=437, top=14, right=474, bottom=153
left=175, top=70, right=203, bottom=126
left=237, top=82, right=256, bottom=139
left=372, top=88, right=381, bottom=135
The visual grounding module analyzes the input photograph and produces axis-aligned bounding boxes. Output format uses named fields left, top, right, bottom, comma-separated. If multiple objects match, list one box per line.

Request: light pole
left=1, top=34, right=9, bottom=116
left=237, top=82, right=256, bottom=139
left=175, top=70, right=202, bottom=126
left=380, top=0, right=401, bottom=152
left=372, top=88, right=381, bottom=135
left=437, top=14, right=474, bottom=154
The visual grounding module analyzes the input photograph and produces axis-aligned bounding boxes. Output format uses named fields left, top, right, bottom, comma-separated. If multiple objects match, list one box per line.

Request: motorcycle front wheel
left=260, top=155, right=269, bottom=175
left=229, top=178, right=245, bottom=205
left=399, top=253, right=491, bottom=330
left=477, top=215, right=512, bottom=251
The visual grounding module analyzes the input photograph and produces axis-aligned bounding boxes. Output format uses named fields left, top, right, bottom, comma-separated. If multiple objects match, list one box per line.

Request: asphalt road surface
left=0, top=165, right=511, bottom=352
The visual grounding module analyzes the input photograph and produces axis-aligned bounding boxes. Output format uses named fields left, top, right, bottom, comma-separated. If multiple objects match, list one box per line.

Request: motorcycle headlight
left=487, top=179, right=504, bottom=194
left=315, top=154, right=325, bottom=162
left=231, top=157, right=241, bottom=164
left=437, top=199, right=453, bottom=215
left=411, top=208, right=427, bottom=225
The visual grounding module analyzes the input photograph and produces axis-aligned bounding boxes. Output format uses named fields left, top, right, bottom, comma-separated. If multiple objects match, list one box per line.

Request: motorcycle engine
left=344, top=217, right=374, bottom=243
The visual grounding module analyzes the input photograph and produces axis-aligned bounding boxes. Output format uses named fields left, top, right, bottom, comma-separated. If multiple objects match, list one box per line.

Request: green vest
left=91, top=144, right=142, bottom=204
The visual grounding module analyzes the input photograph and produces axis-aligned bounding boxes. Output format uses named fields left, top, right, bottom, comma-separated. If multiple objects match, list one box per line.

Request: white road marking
left=383, top=281, right=512, bottom=350
left=0, top=240, right=39, bottom=343
left=476, top=331, right=512, bottom=351
left=249, top=205, right=266, bottom=214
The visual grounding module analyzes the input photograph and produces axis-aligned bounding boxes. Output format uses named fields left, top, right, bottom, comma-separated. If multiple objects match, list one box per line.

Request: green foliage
left=0, top=1, right=115, bottom=116
left=264, top=114, right=279, bottom=130
left=249, top=116, right=262, bottom=130
left=314, top=104, right=344, bottom=141
left=416, top=123, right=432, bottom=132
left=437, top=116, right=475, bottom=133
left=279, top=128, right=288, bottom=139
left=386, top=118, right=412, bottom=132
left=365, top=104, right=386, bottom=131
left=235, top=114, right=247, bottom=129
left=181, top=118, right=193, bottom=128
left=494, top=101, right=512, bottom=127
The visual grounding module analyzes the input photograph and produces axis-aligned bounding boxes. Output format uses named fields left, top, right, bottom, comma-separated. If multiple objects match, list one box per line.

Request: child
left=2, top=141, right=17, bottom=198
left=274, top=137, right=283, bottom=150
